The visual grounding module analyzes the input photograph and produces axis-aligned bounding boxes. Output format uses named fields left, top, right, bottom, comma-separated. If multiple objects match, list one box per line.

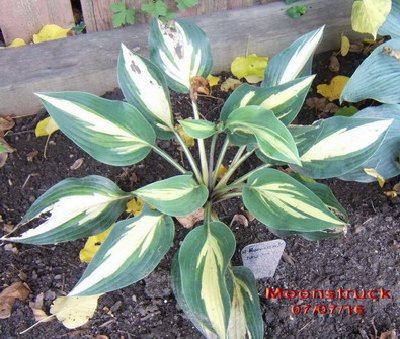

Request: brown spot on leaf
left=130, top=60, right=141, bottom=74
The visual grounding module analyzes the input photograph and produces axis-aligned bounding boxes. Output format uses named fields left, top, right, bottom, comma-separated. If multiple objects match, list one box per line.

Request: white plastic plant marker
left=241, top=239, right=286, bottom=279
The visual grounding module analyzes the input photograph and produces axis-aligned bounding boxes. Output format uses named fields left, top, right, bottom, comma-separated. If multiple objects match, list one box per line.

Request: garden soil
left=0, top=51, right=399, bottom=339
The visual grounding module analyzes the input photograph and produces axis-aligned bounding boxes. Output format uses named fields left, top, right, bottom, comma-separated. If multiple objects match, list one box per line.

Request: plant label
left=241, top=239, right=286, bottom=279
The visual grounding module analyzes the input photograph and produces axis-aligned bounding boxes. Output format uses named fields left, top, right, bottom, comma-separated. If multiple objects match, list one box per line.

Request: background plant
left=2, top=17, right=398, bottom=338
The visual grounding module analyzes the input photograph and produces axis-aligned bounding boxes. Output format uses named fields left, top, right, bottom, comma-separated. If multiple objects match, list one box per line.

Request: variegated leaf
left=134, top=174, right=208, bottom=216
left=2, top=176, right=131, bottom=245
left=225, top=106, right=301, bottom=165
left=171, top=253, right=218, bottom=339
left=226, top=267, right=263, bottom=339
left=341, top=39, right=400, bottom=104
left=338, top=104, right=400, bottom=182
left=243, top=168, right=346, bottom=237
left=35, top=92, right=156, bottom=166
left=118, top=45, right=174, bottom=139
left=220, top=76, right=315, bottom=125
left=262, top=26, right=324, bottom=87
left=379, top=0, right=400, bottom=38
left=69, top=207, right=174, bottom=295
left=149, top=18, right=213, bottom=93
left=179, top=221, right=236, bottom=338
left=179, top=119, right=217, bottom=139
left=291, top=174, right=348, bottom=221
left=293, top=116, right=393, bottom=179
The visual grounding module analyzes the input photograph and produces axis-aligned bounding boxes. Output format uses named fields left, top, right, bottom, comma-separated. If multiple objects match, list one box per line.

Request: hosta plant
left=2, top=19, right=398, bottom=338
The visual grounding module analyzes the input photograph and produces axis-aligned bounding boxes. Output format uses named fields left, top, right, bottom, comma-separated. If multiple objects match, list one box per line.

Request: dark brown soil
left=0, top=51, right=399, bottom=339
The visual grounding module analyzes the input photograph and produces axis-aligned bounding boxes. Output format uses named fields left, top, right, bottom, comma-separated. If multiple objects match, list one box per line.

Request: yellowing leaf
left=50, top=294, right=100, bottom=329
left=364, top=168, right=385, bottom=187
left=176, top=124, right=195, bottom=147
left=35, top=116, right=59, bottom=137
left=364, top=38, right=377, bottom=44
left=32, top=24, right=71, bottom=44
left=207, top=74, right=220, bottom=87
left=317, top=75, right=350, bottom=101
left=231, top=54, right=268, bottom=83
left=340, top=34, right=350, bottom=57
left=351, top=0, right=391, bottom=38
left=79, top=227, right=112, bottom=263
left=126, top=197, right=144, bottom=216
left=8, top=38, right=26, bottom=48
left=217, top=164, right=228, bottom=179
left=220, top=78, right=242, bottom=92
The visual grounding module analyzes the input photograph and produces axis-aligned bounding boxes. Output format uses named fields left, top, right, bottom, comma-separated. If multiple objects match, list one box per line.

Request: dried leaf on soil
left=240, top=206, right=255, bottom=222
left=379, top=329, right=397, bottom=339
left=33, top=24, right=71, bottom=44
left=29, top=292, right=50, bottom=322
left=79, top=227, right=113, bottom=263
left=206, top=74, right=220, bottom=87
left=176, top=207, right=204, bottom=229
left=0, top=116, right=15, bottom=135
left=364, top=168, right=385, bottom=187
left=231, top=54, right=268, bottom=83
left=27, top=150, right=39, bottom=162
left=317, top=75, right=350, bottom=101
left=50, top=294, right=100, bottom=329
left=229, top=214, right=249, bottom=227
left=329, top=55, right=340, bottom=72
left=35, top=117, right=59, bottom=137
left=190, top=76, right=210, bottom=101
left=69, top=158, right=84, bottom=170
left=220, top=78, right=241, bottom=92
left=340, top=34, right=350, bottom=57
left=0, top=281, right=30, bottom=319
left=7, top=38, right=26, bottom=48
left=306, top=97, right=329, bottom=111
left=4, top=243, right=18, bottom=254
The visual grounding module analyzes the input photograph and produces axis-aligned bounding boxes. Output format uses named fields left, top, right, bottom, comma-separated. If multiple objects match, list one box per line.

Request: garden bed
left=0, top=49, right=399, bottom=338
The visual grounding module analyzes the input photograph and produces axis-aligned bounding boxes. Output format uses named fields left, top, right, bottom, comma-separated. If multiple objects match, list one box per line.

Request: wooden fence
left=0, top=0, right=274, bottom=45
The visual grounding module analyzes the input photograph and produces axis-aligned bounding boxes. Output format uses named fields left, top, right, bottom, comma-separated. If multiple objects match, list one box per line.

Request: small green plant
left=141, top=0, right=198, bottom=20
left=110, top=1, right=136, bottom=28
left=2, top=18, right=398, bottom=337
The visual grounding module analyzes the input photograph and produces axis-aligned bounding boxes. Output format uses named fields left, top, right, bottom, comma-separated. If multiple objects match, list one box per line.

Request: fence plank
left=80, top=0, right=114, bottom=32
left=0, top=0, right=75, bottom=45
left=0, top=0, right=360, bottom=117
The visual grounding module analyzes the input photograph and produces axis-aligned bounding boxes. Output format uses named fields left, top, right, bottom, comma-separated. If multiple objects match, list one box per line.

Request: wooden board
left=80, top=0, right=115, bottom=32
left=0, top=0, right=360, bottom=117
left=0, top=0, right=75, bottom=45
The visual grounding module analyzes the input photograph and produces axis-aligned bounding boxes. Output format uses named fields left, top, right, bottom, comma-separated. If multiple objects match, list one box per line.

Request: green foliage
left=3, top=17, right=399, bottom=338
left=141, top=0, right=175, bottom=21
left=110, top=1, right=136, bottom=28
left=286, top=5, right=308, bottom=18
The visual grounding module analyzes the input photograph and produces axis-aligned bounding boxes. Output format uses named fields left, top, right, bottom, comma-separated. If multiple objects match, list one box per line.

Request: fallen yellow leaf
left=231, top=54, right=268, bottom=83
left=126, top=197, right=144, bottom=216
left=317, top=75, right=350, bottom=101
left=364, top=168, right=385, bottom=187
left=340, top=34, right=350, bottom=56
left=79, top=227, right=112, bottom=263
left=50, top=294, right=100, bottom=329
left=176, top=124, right=195, bottom=147
left=207, top=74, right=220, bottom=87
left=32, top=24, right=71, bottom=44
left=220, top=78, right=242, bottom=92
left=217, top=164, right=228, bottom=179
left=35, top=116, right=59, bottom=137
left=363, top=38, right=377, bottom=44
left=8, top=38, right=26, bottom=48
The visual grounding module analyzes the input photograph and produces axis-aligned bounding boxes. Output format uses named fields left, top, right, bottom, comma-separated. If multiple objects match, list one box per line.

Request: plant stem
left=230, top=145, right=246, bottom=167
left=212, top=136, right=230, bottom=187
left=174, top=131, right=203, bottom=183
left=208, top=134, right=218, bottom=190
left=229, top=163, right=272, bottom=186
left=204, top=201, right=212, bottom=226
left=214, top=149, right=255, bottom=190
left=212, top=182, right=243, bottom=198
left=191, top=100, right=209, bottom=184
left=151, top=145, right=187, bottom=174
